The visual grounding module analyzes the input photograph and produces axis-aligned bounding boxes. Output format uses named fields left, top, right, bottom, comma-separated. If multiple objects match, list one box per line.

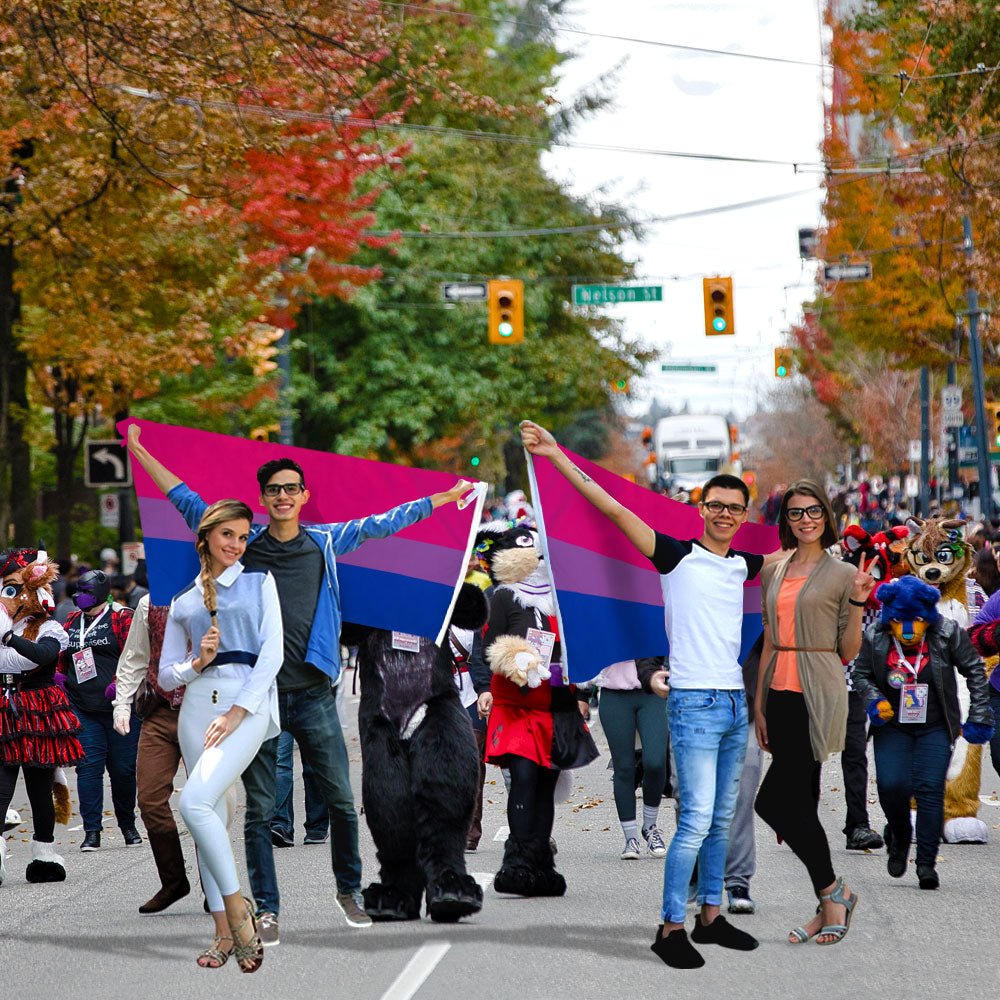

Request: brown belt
left=774, top=645, right=836, bottom=653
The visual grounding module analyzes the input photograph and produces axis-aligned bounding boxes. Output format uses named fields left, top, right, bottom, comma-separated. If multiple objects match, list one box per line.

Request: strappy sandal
left=788, top=904, right=822, bottom=944
left=229, top=897, right=264, bottom=973
left=196, top=935, right=232, bottom=969
left=816, top=876, right=858, bottom=946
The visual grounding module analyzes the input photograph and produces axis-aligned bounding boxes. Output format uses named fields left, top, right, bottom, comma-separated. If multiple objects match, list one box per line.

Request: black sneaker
left=846, top=826, right=884, bottom=851
left=884, top=824, right=908, bottom=878
left=122, top=827, right=143, bottom=847
left=271, top=829, right=294, bottom=848
left=916, top=864, right=939, bottom=890
left=80, top=831, right=100, bottom=852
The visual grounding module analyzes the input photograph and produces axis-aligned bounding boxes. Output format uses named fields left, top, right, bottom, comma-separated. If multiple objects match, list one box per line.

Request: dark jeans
left=75, top=707, right=141, bottom=833
left=841, top=688, right=872, bottom=834
left=599, top=688, right=668, bottom=822
left=988, top=688, right=1000, bottom=781
left=466, top=704, right=487, bottom=849
left=755, top=690, right=835, bottom=894
left=873, top=723, right=952, bottom=866
left=242, top=683, right=361, bottom=916
left=271, top=728, right=330, bottom=841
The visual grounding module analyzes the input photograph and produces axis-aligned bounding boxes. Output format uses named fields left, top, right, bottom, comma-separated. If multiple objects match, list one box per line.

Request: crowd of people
left=2, top=419, right=999, bottom=974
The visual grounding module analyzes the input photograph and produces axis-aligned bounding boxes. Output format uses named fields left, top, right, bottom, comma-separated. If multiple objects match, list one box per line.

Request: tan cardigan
left=760, top=552, right=856, bottom=761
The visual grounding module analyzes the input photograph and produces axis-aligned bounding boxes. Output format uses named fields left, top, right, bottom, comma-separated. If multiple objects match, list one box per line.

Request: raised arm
left=126, top=424, right=182, bottom=496
left=520, top=420, right=655, bottom=558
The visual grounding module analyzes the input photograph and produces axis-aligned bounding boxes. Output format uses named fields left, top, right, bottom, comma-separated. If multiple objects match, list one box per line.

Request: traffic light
left=986, top=401, right=1000, bottom=448
left=470, top=455, right=481, bottom=469
left=610, top=377, right=630, bottom=394
left=488, top=278, right=524, bottom=344
left=703, top=276, right=734, bottom=336
left=249, top=423, right=281, bottom=442
left=774, top=347, right=793, bottom=378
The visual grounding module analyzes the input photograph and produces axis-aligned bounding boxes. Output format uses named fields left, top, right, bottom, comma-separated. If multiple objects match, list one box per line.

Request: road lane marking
left=493, top=825, right=509, bottom=841
left=470, top=872, right=494, bottom=890
left=380, top=942, right=451, bottom=1000
left=67, top=824, right=83, bottom=831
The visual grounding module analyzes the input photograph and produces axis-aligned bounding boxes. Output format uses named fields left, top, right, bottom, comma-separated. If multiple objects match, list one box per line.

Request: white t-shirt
left=649, top=532, right=763, bottom=690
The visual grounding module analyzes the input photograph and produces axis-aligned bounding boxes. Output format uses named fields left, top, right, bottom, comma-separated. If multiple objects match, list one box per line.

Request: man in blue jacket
left=127, top=425, right=471, bottom=941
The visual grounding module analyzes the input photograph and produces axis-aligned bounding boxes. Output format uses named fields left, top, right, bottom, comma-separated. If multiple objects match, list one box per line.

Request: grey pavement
left=3, top=684, right=1000, bottom=1000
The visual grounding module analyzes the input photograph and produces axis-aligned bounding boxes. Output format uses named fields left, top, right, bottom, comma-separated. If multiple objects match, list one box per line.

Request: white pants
left=178, top=671, right=268, bottom=913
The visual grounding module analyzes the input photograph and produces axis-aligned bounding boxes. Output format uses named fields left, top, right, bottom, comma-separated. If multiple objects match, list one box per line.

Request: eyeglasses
left=702, top=500, right=748, bottom=516
left=262, top=482, right=305, bottom=497
left=786, top=504, right=825, bottom=521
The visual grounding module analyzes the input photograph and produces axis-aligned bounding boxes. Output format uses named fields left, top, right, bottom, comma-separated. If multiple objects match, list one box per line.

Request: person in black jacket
left=853, top=575, right=993, bottom=890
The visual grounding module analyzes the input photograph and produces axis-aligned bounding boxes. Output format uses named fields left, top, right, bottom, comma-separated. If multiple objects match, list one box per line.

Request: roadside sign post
left=85, top=441, right=132, bottom=488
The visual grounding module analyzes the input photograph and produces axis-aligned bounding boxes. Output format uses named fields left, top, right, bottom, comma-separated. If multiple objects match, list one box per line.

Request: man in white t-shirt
left=521, top=420, right=772, bottom=970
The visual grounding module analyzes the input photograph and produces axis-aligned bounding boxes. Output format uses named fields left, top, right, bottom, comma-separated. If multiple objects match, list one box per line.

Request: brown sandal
left=196, top=935, right=233, bottom=969
left=229, top=897, right=264, bottom=974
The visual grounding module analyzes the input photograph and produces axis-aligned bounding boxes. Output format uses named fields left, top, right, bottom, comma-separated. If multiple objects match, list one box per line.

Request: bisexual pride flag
left=526, top=446, right=778, bottom=682
left=120, top=419, right=485, bottom=643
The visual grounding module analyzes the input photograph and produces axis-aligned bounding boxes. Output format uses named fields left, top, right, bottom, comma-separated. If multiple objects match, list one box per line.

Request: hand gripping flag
left=120, top=419, right=485, bottom=643
left=526, top=446, right=778, bottom=682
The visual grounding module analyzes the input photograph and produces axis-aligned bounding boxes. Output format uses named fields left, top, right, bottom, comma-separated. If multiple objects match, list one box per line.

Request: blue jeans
left=242, top=683, right=360, bottom=916
left=74, top=708, right=141, bottom=833
left=662, top=689, right=747, bottom=923
left=271, top=728, right=330, bottom=841
left=873, top=723, right=952, bottom=866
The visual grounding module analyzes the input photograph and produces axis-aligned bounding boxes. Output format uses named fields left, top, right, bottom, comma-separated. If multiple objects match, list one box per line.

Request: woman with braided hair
left=159, top=499, right=283, bottom=973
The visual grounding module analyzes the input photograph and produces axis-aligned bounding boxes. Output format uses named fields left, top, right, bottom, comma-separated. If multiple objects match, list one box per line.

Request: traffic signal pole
left=964, top=216, right=993, bottom=521
left=919, top=366, right=930, bottom=516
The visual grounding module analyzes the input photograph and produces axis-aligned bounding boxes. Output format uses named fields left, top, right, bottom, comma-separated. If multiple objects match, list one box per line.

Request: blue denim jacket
left=167, top=482, right=433, bottom=682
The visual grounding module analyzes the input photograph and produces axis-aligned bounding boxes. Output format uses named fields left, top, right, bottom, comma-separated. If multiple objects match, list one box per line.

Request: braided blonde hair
left=196, top=499, right=254, bottom=617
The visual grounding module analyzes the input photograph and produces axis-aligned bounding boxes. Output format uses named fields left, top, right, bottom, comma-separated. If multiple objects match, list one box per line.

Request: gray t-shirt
left=245, top=528, right=325, bottom=691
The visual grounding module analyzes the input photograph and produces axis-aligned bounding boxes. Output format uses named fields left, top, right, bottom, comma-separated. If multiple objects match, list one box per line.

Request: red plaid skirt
left=0, top=682, right=85, bottom=768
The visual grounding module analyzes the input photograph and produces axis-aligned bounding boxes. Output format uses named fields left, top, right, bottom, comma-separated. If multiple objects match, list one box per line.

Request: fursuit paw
left=866, top=699, right=893, bottom=726
left=361, top=882, right=421, bottom=921
left=487, top=636, right=542, bottom=688
left=426, top=871, right=483, bottom=923
left=961, top=720, right=994, bottom=745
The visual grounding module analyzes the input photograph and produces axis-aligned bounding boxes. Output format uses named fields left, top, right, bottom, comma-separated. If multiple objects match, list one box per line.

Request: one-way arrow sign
left=441, top=282, right=488, bottom=302
left=85, top=440, right=132, bottom=488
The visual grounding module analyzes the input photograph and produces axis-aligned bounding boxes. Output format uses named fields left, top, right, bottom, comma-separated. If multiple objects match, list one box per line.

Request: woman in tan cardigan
left=753, top=480, right=875, bottom=946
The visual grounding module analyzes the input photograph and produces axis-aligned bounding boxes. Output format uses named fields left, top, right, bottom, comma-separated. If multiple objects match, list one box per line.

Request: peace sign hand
left=851, top=556, right=877, bottom=604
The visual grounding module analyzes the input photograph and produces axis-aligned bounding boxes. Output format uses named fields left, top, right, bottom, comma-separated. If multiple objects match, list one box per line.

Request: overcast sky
left=544, top=0, right=827, bottom=420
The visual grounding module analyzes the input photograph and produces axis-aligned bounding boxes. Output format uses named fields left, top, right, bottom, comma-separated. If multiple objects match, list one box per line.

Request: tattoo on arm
left=569, top=463, right=592, bottom=484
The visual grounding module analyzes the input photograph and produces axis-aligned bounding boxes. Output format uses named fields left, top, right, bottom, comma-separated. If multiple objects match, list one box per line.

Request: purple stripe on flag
left=137, top=497, right=464, bottom=587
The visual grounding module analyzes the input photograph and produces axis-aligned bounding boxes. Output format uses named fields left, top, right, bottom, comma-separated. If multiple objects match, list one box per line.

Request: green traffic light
left=616, top=379, right=627, bottom=390
left=498, top=321, right=514, bottom=338
left=470, top=456, right=481, bottom=467
left=712, top=317, right=727, bottom=332
left=776, top=365, right=788, bottom=377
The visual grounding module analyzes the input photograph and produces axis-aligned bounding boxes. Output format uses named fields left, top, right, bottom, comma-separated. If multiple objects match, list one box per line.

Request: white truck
left=653, top=414, right=736, bottom=495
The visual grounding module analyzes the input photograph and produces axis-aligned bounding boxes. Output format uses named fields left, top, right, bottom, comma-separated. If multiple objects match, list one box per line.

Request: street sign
left=959, top=425, right=978, bottom=467
left=823, top=261, right=872, bottom=282
left=859, top=444, right=873, bottom=462
left=904, top=474, right=919, bottom=498
left=941, top=386, right=962, bottom=410
left=84, top=440, right=132, bottom=488
left=441, top=282, right=488, bottom=302
left=942, top=408, right=963, bottom=428
left=99, top=493, right=120, bottom=529
left=908, top=439, right=922, bottom=462
left=122, top=541, right=144, bottom=576
left=660, top=363, right=718, bottom=373
left=573, top=284, right=663, bottom=305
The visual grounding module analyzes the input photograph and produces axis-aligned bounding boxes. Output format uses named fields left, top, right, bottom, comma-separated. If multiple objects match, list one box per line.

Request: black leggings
left=506, top=756, right=560, bottom=842
left=754, top=690, right=836, bottom=894
left=0, top=764, right=55, bottom=842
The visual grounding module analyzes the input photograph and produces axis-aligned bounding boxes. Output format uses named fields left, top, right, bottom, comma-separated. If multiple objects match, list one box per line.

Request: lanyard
left=890, top=635, right=926, bottom=680
left=78, top=606, right=109, bottom=647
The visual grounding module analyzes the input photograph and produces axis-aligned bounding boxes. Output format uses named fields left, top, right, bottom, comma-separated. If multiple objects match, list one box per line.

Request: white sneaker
left=620, top=837, right=641, bottom=860
left=642, top=825, right=667, bottom=858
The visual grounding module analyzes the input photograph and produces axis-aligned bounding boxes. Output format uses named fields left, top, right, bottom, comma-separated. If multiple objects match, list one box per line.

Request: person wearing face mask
left=854, top=574, right=993, bottom=891
left=60, top=569, right=139, bottom=852
left=754, top=480, right=875, bottom=947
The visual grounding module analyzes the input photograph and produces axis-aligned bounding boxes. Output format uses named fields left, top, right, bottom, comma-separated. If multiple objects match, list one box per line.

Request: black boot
left=526, top=837, right=566, bottom=897
left=139, top=831, right=191, bottom=913
left=362, top=882, right=422, bottom=921
left=884, top=824, right=909, bottom=879
left=426, top=870, right=483, bottom=923
left=493, top=836, right=537, bottom=896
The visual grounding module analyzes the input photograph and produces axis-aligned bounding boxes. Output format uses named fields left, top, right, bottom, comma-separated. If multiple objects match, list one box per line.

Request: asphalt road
left=4, top=681, right=1000, bottom=1000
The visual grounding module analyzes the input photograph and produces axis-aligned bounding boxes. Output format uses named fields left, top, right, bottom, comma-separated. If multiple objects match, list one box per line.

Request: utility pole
left=946, top=357, right=960, bottom=503
left=964, top=216, right=993, bottom=521
left=919, top=366, right=930, bottom=516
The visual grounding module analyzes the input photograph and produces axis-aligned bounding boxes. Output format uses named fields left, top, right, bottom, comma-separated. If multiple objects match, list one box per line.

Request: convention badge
left=525, top=627, right=556, bottom=670
left=391, top=632, right=421, bottom=653
left=72, top=646, right=98, bottom=683
left=899, top=683, right=929, bottom=724
left=887, top=668, right=908, bottom=690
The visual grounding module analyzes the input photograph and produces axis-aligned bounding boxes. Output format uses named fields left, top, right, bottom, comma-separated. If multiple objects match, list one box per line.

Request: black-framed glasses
left=786, top=504, right=825, bottom=521
left=262, top=482, right=305, bottom=497
left=702, top=500, right=748, bottom=516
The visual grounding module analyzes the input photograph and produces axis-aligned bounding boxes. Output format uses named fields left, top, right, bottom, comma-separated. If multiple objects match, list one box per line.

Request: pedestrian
left=159, top=498, right=280, bottom=971
left=61, top=570, right=141, bottom=852
left=754, top=480, right=873, bottom=946
left=855, top=575, right=993, bottom=889
left=127, top=422, right=473, bottom=941
left=270, top=729, right=329, bottom=847
left=962, top=563, right=1000, bottom=783
left=111, top=594, right=192, bottom=913
left=111, top=574, right=150, bottom=611
left=520, top=419, right=764, bottom=969
left=596, top=658, right=669, bottom=862
left=0, top=547, right=81, bottom=886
